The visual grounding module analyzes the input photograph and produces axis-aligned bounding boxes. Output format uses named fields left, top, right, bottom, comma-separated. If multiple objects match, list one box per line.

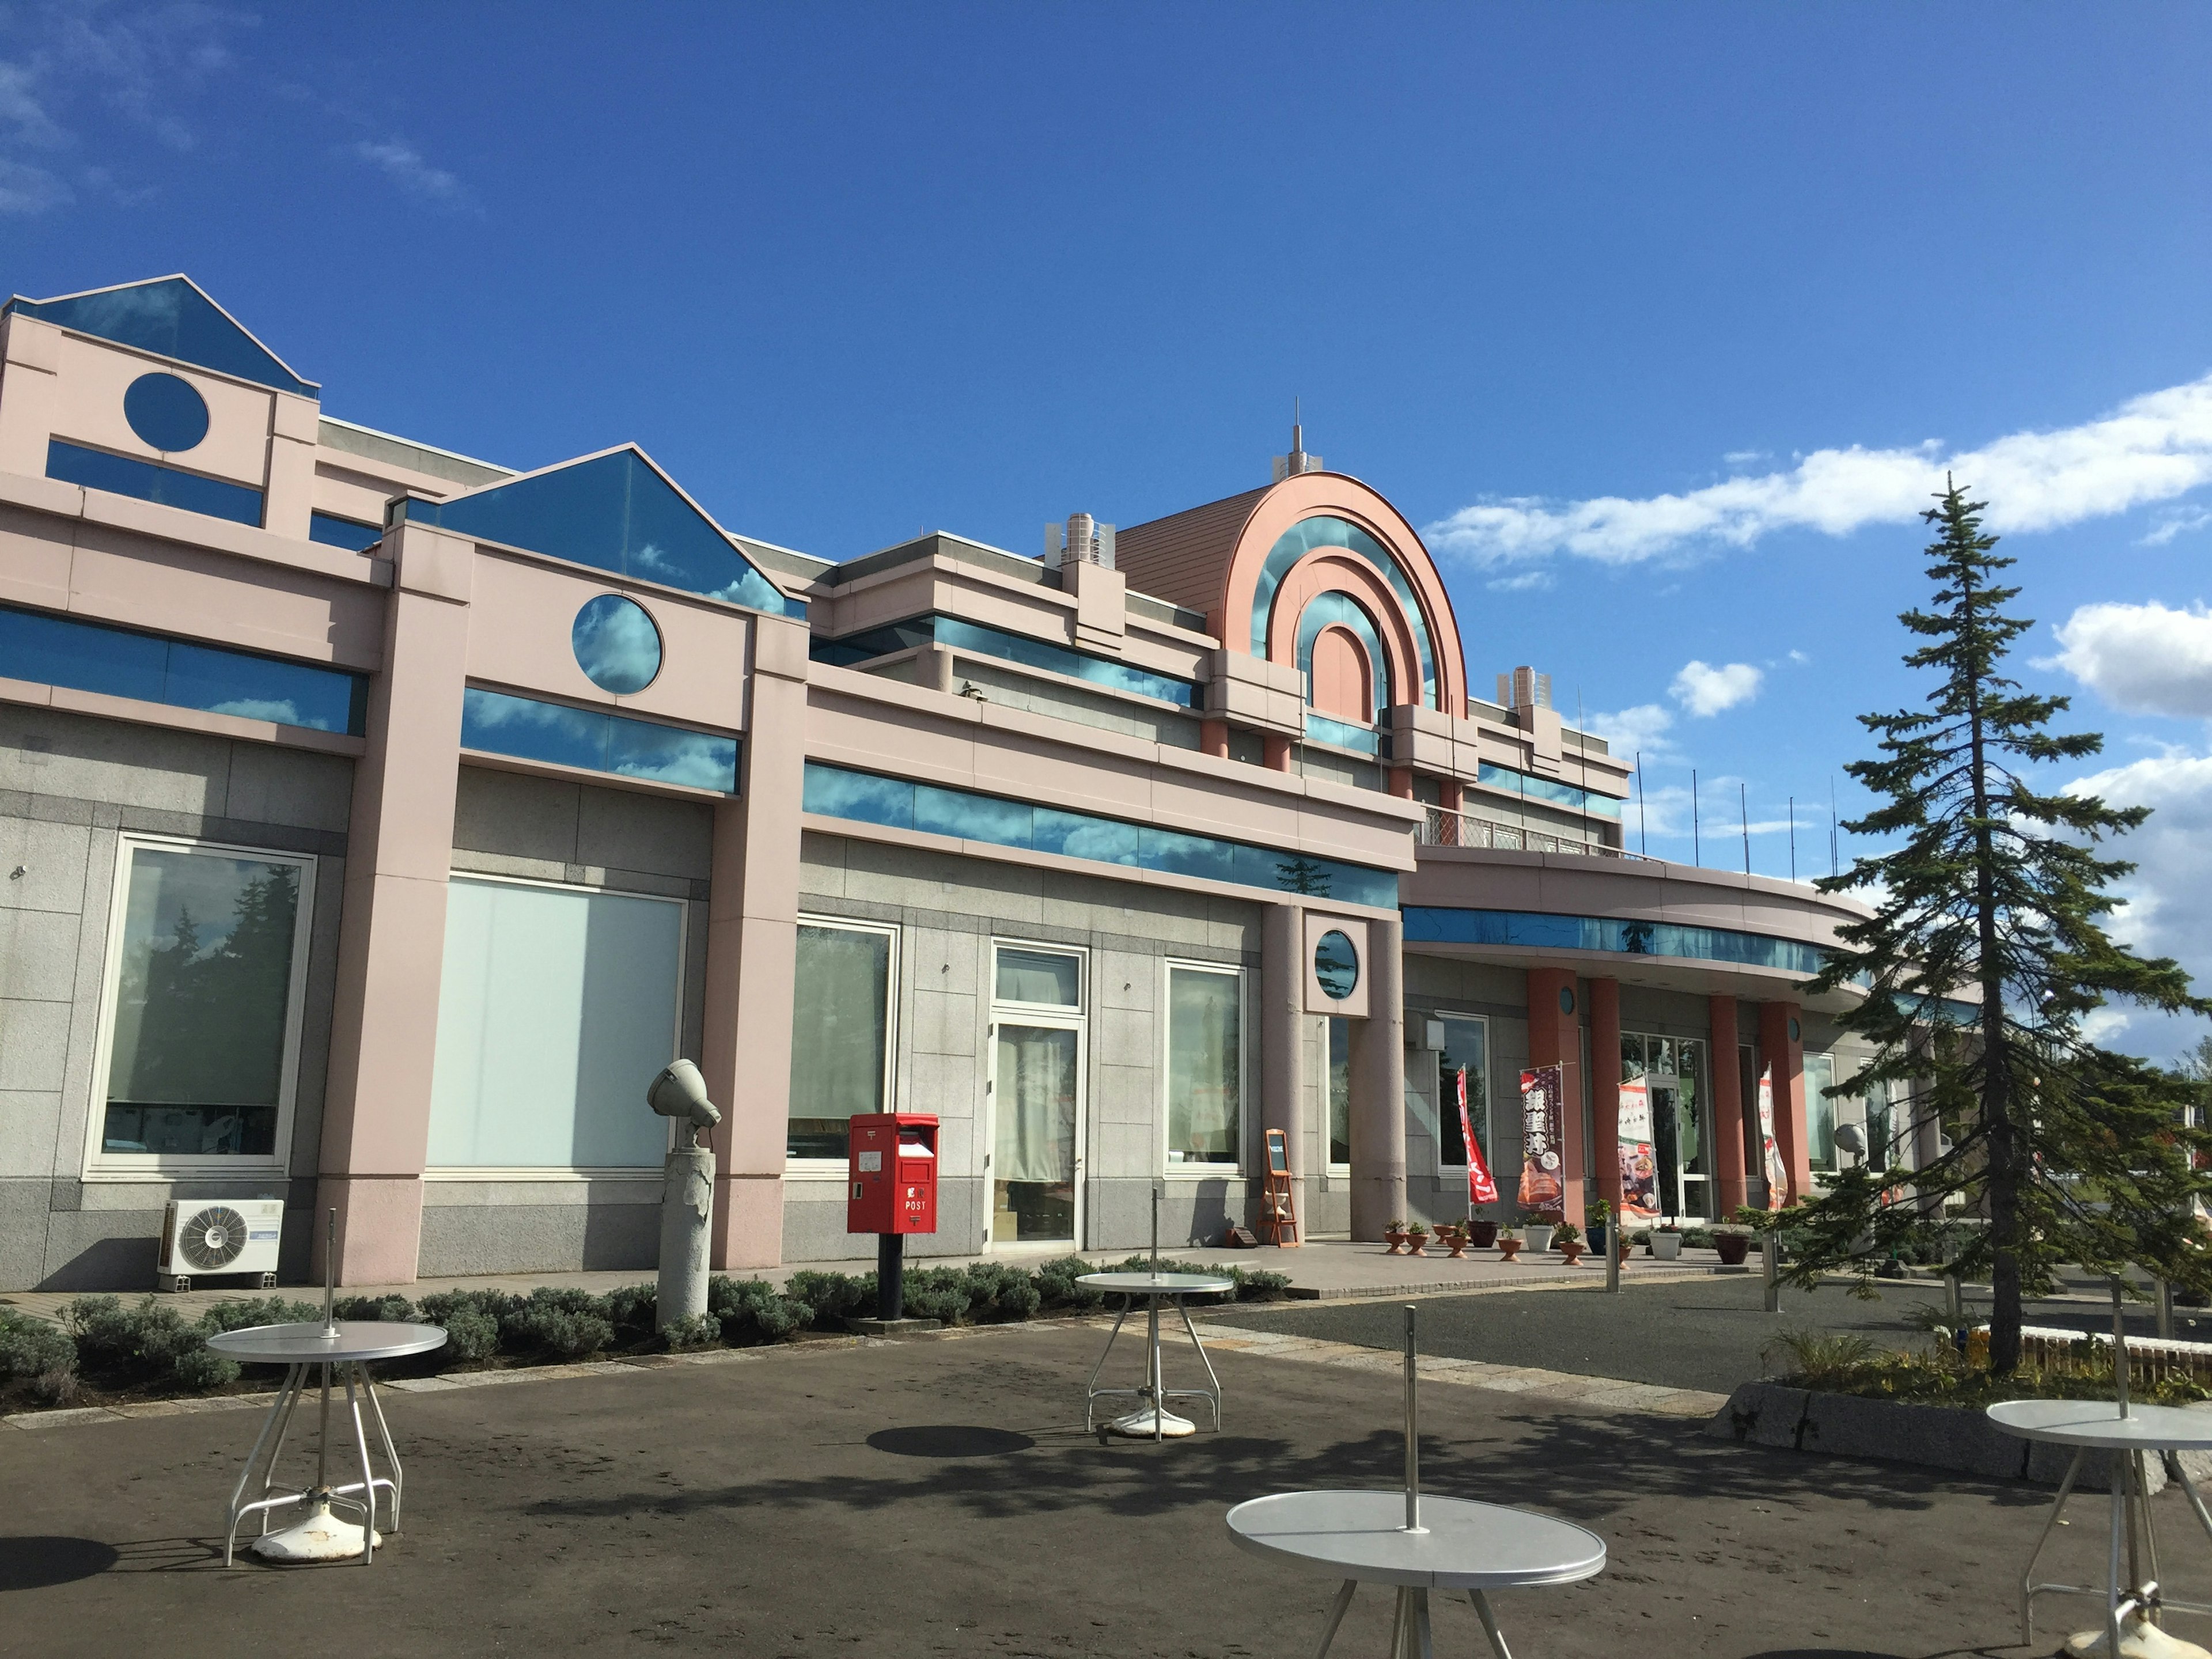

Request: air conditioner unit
left=158, top=1198, right=285, bottom=1292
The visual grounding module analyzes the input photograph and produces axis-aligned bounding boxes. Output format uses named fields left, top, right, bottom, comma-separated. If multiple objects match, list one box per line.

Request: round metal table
left=1227, top=1489, right=1607, bottom=1658
left=1988, top=1397, right=2212, bottom=1652
left=207, top=1320, right=448, bottom=1566
left=1077, top=1271, right=1236, bottom=1441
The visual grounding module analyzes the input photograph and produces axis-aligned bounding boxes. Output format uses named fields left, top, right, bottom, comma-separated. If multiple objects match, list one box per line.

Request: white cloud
left=1787, top=648, right=1810, bottom=665
left=1425, top=372, right=2212, bottom=569
left=2050, top=601, right=2212, bottom=718
left=1486, top=569, right=1553, bottom=592
left=2144, top=506, right=2212, bottom=547
left=1583, top=702, right=1675, bottom=757
left=349, top=138, right=469, bottom=205
left=1670, top=659, right=1763, bottom=717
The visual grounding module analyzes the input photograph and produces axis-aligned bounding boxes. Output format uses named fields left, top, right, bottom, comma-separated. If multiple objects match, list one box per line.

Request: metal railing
left=1415, top=804, right=1651, bottom=860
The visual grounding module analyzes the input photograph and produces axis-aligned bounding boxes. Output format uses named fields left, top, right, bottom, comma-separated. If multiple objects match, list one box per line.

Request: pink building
left=0, top=278, right=1885, bottom=1290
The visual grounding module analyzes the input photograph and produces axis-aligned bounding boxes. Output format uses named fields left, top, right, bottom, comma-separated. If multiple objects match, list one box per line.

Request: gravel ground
left=0, top=1317, right=2177, bottom=1657
left=1204, top=1275, right=2212, bottom=1394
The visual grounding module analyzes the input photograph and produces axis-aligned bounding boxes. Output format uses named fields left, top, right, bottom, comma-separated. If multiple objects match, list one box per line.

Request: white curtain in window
left=427, top=878, right=681, bottom=1168
left=1166, top=968, right=1240, bottom=1164
left=787, top=924, right=891, bottom=1156
left=996, top=1024, right=1076, bottom=1183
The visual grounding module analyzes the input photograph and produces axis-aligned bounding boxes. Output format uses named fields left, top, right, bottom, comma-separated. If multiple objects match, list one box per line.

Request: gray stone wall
left=788, top=830, right=1263, bottom=1262
left=420, top=766, right=716, bottom=1276
left=0, top=706, right=352, bottom=1290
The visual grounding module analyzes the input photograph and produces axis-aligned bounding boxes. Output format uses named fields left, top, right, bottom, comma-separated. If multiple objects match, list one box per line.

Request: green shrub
left=1033, top=1256, right=1105, bottom=1310
left=781, top=1270, right=868, bottom=1327
left=173, top=1346, right=241, bottom=1389
left=418, top=1287, right=524, bottom=1331
left=503, top=1289, right=615, bottom=1359
left=707, top=1277, right=806, bottom=1344
left=202, top=1297, right=321, bottom=1334
left=0, top=1309, right=75, bottom=1381
left=332, top=1294, right=416, bottom=1324
left=660, top=1312, right=721, bottom=1351
left=58, top=1294, right=240, bottom=1391
left=892, top=1266, right=974, bottom=1325
left=604, top=1284, right=658, bottom=1339
left=1763, top=1328, right=1880, bottom=1387
left=963, top=1262, right=1042, bottom=1322
left=440, top=1308, right=501, bottom=1363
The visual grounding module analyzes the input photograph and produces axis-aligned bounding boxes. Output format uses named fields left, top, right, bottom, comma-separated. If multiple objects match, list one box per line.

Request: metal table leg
left=344, top=1363, right=376, bottom=1565
left=1148, top=1293, right=1164, bottom=1444
left=1084, top=1299, right=1133, bottom=1433
left=1468, top=1589, right=1514, bottom=1659
left=1172, top=1296, right=1225, bottom=1430
left=1404, top=1588, right=1433, bottom=1659
left=224, top=1363, right=306, bottom=1567
left=2020, top=1445, right=2084, bottom=1644
left=1310, top=1580, right=1355, bottom=1659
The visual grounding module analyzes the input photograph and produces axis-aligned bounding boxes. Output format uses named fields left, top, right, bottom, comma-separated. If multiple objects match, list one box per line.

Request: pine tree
left=1784, top=478, right=2212, bottom=1373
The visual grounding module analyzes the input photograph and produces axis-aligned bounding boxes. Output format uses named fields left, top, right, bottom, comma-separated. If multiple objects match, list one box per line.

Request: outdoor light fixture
left=646, top=1059, right=719, bottom=1332
left=1834, top=1123, right=1866, bottom=1157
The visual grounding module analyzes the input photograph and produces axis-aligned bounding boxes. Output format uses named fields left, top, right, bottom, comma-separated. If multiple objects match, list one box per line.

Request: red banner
left=1458, top=1065, right=1498, bottom=1206
left=1517, top=1063, right=1565, bottom=1211
left=1758, top=1065, right=1786, bottom=1207
left=1617, top=1074, right=1660, bottom=1218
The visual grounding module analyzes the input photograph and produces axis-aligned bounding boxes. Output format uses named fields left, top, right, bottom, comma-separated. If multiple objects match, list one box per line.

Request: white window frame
left=985, top=940, right=1088, bottom=1249
left=1431, top=1010, right=1491, bottom=1177
left=783, top=911, right=902, bottom=1173
left=1160, top=959, right=1248, bottom=1177
left=423, top=869, right=690, bottom=1179
left=82, top=832, right=319, bottom=1180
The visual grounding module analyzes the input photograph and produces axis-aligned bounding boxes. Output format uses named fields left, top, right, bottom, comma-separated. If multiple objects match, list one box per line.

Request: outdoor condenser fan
left=177, top=1205, right=251, bottom=1271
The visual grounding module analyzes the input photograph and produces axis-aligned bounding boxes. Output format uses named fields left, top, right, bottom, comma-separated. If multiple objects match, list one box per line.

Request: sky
left=6, top=3, right=2212, bottom=1057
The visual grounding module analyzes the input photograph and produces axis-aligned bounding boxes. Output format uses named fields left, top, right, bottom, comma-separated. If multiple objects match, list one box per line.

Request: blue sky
left=7, top=4, right=2212, bottom=1054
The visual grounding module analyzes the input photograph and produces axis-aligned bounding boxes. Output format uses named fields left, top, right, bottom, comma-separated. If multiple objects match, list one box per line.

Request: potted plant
left=1554, top=1221, right=1585, bottom=1266
left=1497, top=1227, right=1523, bottom=1263
left=1465, top=1217, right=1499, bottom=1249
left=1650, top=1222, right=1684, bottom=1261
left=1433, top=1222, right=1468, bottom=1259
left=1406, top=1221, right=1430, bottom=1257
left=1586, top=1198, right=1612, bottom=1256
left=1714, top=1226, right=1752, bottom=1267
left=1520, top=1212, right=1555, bottom=1254
left=1384, top=1220, right=1409, bottom=1256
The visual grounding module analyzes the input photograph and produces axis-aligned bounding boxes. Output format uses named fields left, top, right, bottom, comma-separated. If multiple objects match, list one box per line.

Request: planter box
left=1523, top=1225, right=1554, bottom=1253
left=1650, top=1232, right=1683, bottom=1261
left=1705, top=1381, right=2200, bottom=1491
left=1465, top=1220, right=1499, bottom=1249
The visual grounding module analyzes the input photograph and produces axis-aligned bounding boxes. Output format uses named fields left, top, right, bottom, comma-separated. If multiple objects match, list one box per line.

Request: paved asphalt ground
left=1206, top=1274, right=2212, bottom=1393
left=0, top=1317, right=2159, bottom=1658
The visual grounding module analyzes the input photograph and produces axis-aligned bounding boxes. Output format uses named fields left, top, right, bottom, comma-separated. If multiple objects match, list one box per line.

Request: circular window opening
left=1789, top=1016, right=1802, bottom=1043
left=572, top=594, right=662, bottom=694
left=1313, top=930, right=1359, bottom=1001
left=123, top=372, right=209, bottom=453
left=1559, top=987, right=1577, bottom=1016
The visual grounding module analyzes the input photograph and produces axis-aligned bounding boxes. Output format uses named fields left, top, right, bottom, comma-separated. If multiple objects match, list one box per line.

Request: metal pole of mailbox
left=878, top=1232, right=904, bottom=1324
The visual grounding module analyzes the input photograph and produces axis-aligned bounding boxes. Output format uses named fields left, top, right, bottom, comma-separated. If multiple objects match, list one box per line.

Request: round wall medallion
left=1313, top=930, right=1359, bottom=1001
left=1559, top=987, right=1577, bottom=1015
left=572, top=594, right=662, bottom=694
left=123, top=372, right=209, bottom=453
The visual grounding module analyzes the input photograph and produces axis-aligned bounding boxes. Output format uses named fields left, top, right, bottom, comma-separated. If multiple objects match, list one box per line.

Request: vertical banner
left=1617, top=1074, right=1660, bottom=1218
left=1517, top=1063, right=1566, bottom=1211
left=1458, top=1066, right=1498, bottom=1207
left=1758, top=1065, right=1786, bottom=1206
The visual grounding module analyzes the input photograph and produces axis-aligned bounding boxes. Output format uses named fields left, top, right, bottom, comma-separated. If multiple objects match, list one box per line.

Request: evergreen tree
left=1782, top=478, right=2212, bottom=1373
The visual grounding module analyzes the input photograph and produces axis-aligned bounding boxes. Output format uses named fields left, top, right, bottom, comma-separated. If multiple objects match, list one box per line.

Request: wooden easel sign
left=1260, top=1128, right=1300, bottom=1247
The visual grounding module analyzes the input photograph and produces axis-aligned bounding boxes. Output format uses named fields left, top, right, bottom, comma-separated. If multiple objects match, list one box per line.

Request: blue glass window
left=309, top=512, right=382, bottom=552
left=1313, top=931, right=1359, bottom=999
left=571, top=595, right=662, bottom=694
left=460, top=687, right=738, bottom=792
left=810, top=613, right=1198, bottom=708
left=0, top=604, right=366, bottom=733
left=400, top=449, right=803, bottom=620
left=123, top=373, right=209, bottom=453
left=1251, top=516, right=1439, bottom=709
left=1474, top=761, right=1624, bottom=820
left=47, top=440, right=263, bottom=528
left=7, top=278, right=317, bottom=396
left=803, top=762, right=1399, bottom=907
left=1401, top=907, right=1832, bottom=976
left=1304, top=713, right=1381, bottom=755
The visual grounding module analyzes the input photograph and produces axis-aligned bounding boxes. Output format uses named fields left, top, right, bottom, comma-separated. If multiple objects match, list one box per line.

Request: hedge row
left=0, top=1254, right=1289, bottom=1410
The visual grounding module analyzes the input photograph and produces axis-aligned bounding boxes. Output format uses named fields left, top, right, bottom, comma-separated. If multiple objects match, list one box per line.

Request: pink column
left=1709, top=997, right=1748, bottom=1215
left=1200, top=718, right=1230, bottom=759
left=1588, top=978, right=1621, bottom=1212
left=316, top=524, right=473, bottom=1285
left=1263, top=733, right=1294, bottom=772
left=1759, top=1000, right=1811, bottom=1202
left=1524, top=967, right=1585, bottom=1229
left=704, top=614, right=810, bottom=1270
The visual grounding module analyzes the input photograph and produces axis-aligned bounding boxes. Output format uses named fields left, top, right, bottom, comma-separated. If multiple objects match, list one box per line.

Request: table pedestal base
left=251, top=1493, right=382, bottom=1563
left=1107, top=1406, right=1195, bottom=1440
left=2022, top=1447, right=2212, bottom=1656
left=1307, top=1581, right=1518, bottom=1659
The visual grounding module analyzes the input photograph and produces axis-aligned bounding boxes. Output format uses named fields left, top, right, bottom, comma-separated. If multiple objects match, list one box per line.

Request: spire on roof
left=1272, top=397, right=1324, bottom=482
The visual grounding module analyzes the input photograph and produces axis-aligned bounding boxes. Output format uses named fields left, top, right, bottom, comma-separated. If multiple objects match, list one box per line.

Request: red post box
left=847, top=1113, right=938, bottom=1236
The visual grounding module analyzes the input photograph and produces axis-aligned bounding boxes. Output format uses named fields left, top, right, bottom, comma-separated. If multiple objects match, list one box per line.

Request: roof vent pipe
left=1045, top=513, right=1115, bottom=570
left=1272, top=400, right=1324, bottom=482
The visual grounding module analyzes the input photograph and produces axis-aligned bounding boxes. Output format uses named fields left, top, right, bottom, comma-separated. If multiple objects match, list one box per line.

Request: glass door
left=990, top=1021, right=1082, bottom=1245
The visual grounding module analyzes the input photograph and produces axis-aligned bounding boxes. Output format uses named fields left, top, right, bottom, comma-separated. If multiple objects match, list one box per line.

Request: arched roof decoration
left=1297, top=590, right=1392, bottom=716
left=1252, top=516, right=1437, bottom=708
left=398, top=445, right=806, bottom=619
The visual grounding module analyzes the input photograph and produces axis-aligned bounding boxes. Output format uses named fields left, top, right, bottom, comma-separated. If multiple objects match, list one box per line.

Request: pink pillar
left=1524, top=968, right=1585, bottom=1229
left=704, top=614, right=810, bottom=1270
left=1760, top=1001, right=1811, bottom=1203
left=1588, top=978, right=1621, bottom=1212
left=1200, top=718, right=1230, bottom=759
left=1709, top=997, right=1748, bottom=1216
left=316, top=524, right=473, bottom=1286
left=1263, top=733, right=1294, bottom=772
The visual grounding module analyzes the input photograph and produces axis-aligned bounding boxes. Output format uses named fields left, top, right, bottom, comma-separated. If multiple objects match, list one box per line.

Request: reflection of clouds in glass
left=75, top=286, right=181, bottom=335
left=465, top=690, right=597, bottom=738
left=208, top=697, right=322, bottom=729
left=616, top=737, right=738, bottom=790
left=571, top=595, right=661, bottom=694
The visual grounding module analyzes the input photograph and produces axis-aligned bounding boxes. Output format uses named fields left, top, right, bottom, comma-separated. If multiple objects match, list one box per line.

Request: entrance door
left=989, top=1022, right=1082, bottom=1246
left=1648, top=1077, right=1713, bottom=1221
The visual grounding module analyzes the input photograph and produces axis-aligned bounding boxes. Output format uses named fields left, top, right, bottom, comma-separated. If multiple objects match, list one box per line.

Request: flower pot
left=1588, top=1221, right=1609, bottom=1255
left=1435, top=1227, right=1468, bottom=1259
left=1651, top=1232, right=1683, bottom=1262
left=1619, top=1239, right=1633, bottom=1266
left=1384, top=1228, right=1407, bottom=1256
left=1498, top=1238, right=1522, bottom=1262
left=1465, top=1219, right=1499, bottom=1249
left=1407, top=1233, right=1429, bottom=1257
left=1715, top=1232, right=1751, bottom=1267
left=1524, top=1224, right=1554, bottom=1253
left=1560, top=1243, right=1586, bottom=1267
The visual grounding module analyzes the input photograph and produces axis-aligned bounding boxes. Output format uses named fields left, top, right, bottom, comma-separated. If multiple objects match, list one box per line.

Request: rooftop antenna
left=1635, top=751, right=1647, bottom=855
left=1692, top=770, right=1700, bottom=866
left=1274, top=399, right=1323, bottom=482
left=1740, top=781, right=1751, bottom=876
